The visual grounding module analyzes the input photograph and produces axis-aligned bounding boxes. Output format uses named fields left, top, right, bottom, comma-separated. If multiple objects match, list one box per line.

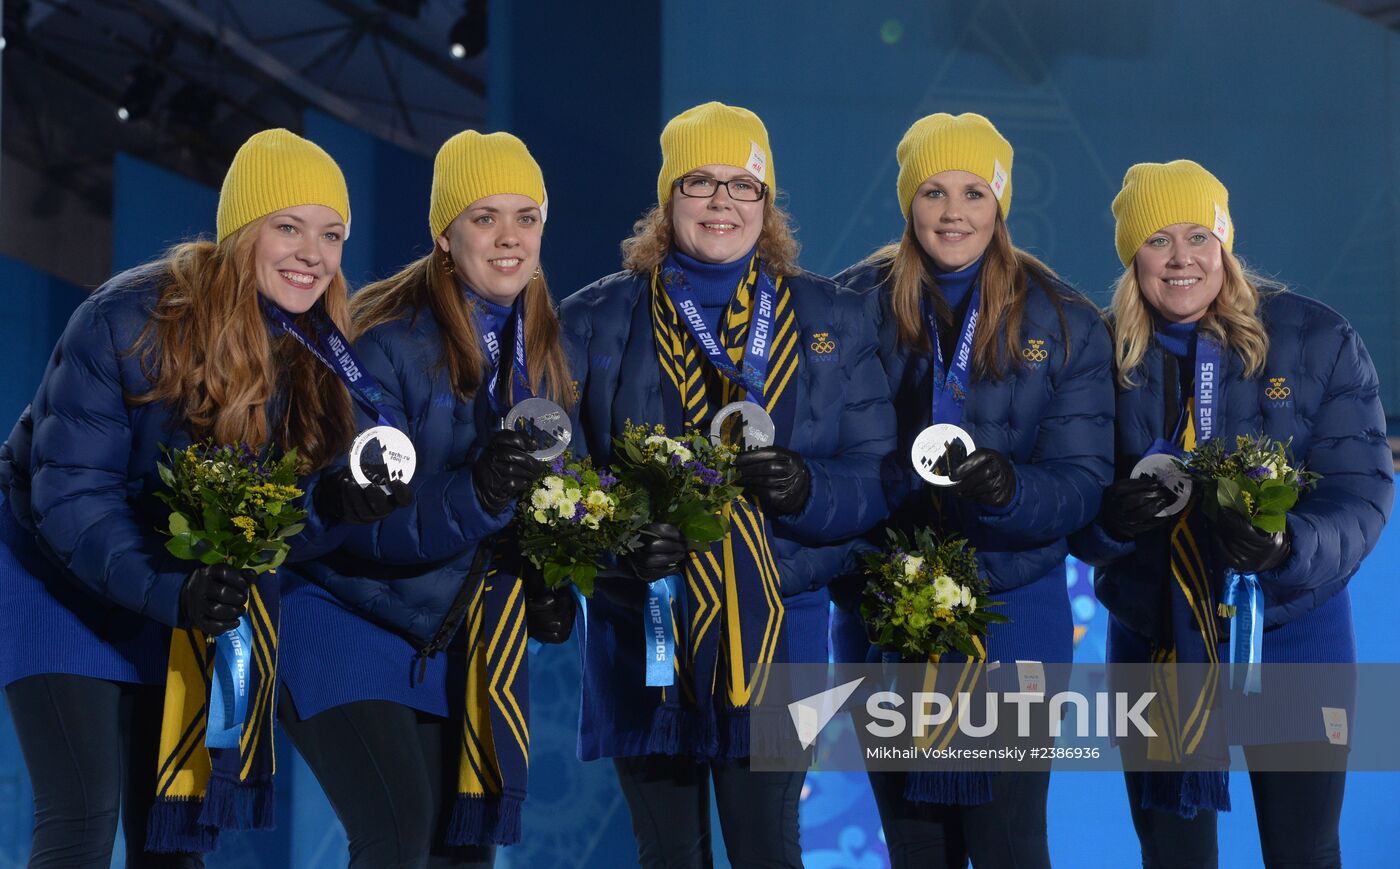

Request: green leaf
left=1255, top=486, right=1297, bottom=513
left=543, top=561, right=569, bottom=588
left=1215, top=477, right=1247, bottom=515
left=166, top=537, right=197, bottom=561
left=679, top=512, right=725, bottom=546
left=1252, top=512, right=1287, bottom=534
left=198, top=549, right=226, bottom=566
left=276, top=523, right=306, bottom=540
left=572, top=563, right=597, bottom=597
left=167, top=512, right=191, bottom=536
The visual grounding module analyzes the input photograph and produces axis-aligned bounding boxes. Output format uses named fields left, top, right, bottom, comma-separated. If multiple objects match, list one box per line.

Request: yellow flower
left=232, top=515, right=257, bottom=542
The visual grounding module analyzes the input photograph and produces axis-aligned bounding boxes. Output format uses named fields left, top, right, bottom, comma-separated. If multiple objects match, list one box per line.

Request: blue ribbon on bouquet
left=1223, top=569, right=1263, bottom=694
left=205, top=616, right=254, bottom=749
left=645, top=574, right=684, bottom=687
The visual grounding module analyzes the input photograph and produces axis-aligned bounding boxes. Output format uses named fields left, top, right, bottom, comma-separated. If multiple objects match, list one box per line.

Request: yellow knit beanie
left=657, top=102, right=773, bottom=205
left=1111, top=160, right=1233, bottom=266
left=429, top=130, right=546, bottom=239
left=896, top=113, right=1013, bottom=219
left=216, top=129, right=350, bottom=243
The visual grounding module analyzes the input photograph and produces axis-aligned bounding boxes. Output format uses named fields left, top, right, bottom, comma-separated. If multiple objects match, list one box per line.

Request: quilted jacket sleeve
left=1263, top=322, right=1392, bottom=592
left=337, top=328, right=512, bottom=566
left=778, top=290, right=896, bottom=544
left=27, top=297, right=188, bottom=627
left=977, top=301, right=1115, bottom=543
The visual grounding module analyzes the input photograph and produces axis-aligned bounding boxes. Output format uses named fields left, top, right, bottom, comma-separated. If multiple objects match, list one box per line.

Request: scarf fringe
left=903, top=771, right=996, bottom=806
left=446, top=793, right=523, bottom=846
left=199, top=774, right=275, bottom=832
left=145, top=798, right=218, bottom=855
left=1141, top=770, right=1231, bottom=819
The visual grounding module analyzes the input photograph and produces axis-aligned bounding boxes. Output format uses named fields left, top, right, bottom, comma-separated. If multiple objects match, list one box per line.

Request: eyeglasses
left=675, top=174, right=768, bottom=202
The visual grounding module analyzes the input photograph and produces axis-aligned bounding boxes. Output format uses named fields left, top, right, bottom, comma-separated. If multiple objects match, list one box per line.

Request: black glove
left=936, top=440, right=1017, bottom=509
left=181, top=564, right=252, bottom=635
left=621, top=522, right=687, bottom=583
left=735, top=446, right=811, bottom=516
left=1212, top=506, right=1291, bottom=573
left=523, top=570, right=576, bottom=644
left=474, top=430, right=546, bottom=515
left=1100, top=477, right=1178, bottom=542
left=314, top=465, right=413, bottom=525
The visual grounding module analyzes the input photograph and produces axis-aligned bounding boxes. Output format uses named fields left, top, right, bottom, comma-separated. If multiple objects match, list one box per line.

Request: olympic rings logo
left=810, top=332, right=836, bottom=354
left=1023, top=339, right=1048, bottom=363
left=1265, top=377, right=1292, bottom=401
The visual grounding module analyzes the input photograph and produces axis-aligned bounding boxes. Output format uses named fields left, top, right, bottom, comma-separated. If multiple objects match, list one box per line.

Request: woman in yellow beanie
left=832, top=112, right=1115, bottom=868
left=1072, top=160, right=1391, bottom=868
left=0, top=128, right=410, bottom=864
left=560, top=101, right=895, bottom=867
left=278, top=129, right=576, bottom=868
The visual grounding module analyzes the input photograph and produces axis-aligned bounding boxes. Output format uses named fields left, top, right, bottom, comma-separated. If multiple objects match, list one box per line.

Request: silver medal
left=911, top=423, right=976, bottom=486
left=503, top=397, right=572, bottom=461
left=349, top=425, right=417, bottom=486
left=1130, top=453, right=1193, bottom=518
left=709, top=400, right=776, bottom=450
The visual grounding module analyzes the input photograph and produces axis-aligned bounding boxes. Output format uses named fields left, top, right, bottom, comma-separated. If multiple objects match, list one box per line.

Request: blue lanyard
left=1167, top=333, right=1223, bottom=446
left=469, top=297, right=533, bottom=417
left=922, top=283, right=981, bottom=428
left=659, top=262, right=778, bottom=402
left=260, top=298, right=395, bottom=428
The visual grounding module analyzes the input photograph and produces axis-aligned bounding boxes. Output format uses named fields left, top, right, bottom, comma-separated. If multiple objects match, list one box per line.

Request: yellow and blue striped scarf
left=146, top=580, right=279, bottom=853
left=646, top=256, right=800, bottom=757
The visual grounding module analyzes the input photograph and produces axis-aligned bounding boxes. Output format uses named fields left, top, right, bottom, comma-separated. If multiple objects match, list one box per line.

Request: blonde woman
left=1072, top=160, right=1393, bottom=868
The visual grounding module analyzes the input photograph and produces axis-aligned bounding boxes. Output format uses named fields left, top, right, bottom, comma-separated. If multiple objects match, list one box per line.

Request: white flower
left=582, top=514, right=601, bottom=530
left=959, top=585, right=973, bottom=608
left=584, top=489, right=612, bottom=512
left=542, top=476, right=565, bottom=493
left=901, top=555, right=925, bottom=579
left=532, top=508, right=549, bottom=524
left=932, top=574, right=960, bottom=609
left=531, top=488, right=553, bottom=509
left=645, top=434, right=693, bottom=464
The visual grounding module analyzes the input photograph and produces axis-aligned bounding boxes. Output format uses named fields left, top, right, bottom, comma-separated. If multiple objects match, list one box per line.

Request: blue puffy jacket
left=281, top=310, right=520, bottom=718
left=830, top=260, right=1115, bottom=666
left=560, top=268, right=895, bottom=758
left=1070, top=291, right=1393, bottom=661
left=0, top=266, right=341, bottom=687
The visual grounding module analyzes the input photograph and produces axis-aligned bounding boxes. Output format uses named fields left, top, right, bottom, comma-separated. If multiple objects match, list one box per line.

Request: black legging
left=277, top=686, right=494, bottom=869
left=611, top=754, right=806, bottom=869
left=5, top=673, right=203, bottom=868
left=866, top=768, right=1052, bottom=869
left=1124, top=743, right=1347, bottom=869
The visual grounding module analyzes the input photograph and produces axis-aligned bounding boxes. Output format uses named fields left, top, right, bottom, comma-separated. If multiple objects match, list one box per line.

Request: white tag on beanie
left=539, top=189, right=549, bottom=225
left=746, top=141, right=767, bottom=182
left=1322, top=707, right=1348, bottom=746
left=990, top=160, right=1008, bottom=200
left=1212, top=203, right=1230, bottom=244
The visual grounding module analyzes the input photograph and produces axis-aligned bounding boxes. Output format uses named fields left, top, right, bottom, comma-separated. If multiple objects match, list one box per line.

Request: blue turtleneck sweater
left=666, top=247, right=755, bottom=319
left=464, top=285, right=514, bottom=342
left=932, top=255, right=983, bottom=312
left=1154, top=314, right=1198, bottom=360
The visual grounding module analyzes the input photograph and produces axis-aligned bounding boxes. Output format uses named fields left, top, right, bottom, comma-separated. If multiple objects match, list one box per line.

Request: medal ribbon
left=923, top=284, right=981, bottom=429
left=659, top=260, right=778, bottom=402
left=205, top=618, right=253, bottom=748
left=468, top=294, right=534, bottom=417
left=259, top=298, right=396, bottom=428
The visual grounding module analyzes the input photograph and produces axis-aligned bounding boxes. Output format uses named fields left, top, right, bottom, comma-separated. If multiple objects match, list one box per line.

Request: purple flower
left=1245, top=466, right=1271, bottom=481
left=598, top=469, right=618, bottom=489
left=699, top=468, right=723, bottom=486
left=570, top=501, right=587, bottom=523
left=669, top=453, right=683, bottom=467
left=551, top=456, right=566, bottom=474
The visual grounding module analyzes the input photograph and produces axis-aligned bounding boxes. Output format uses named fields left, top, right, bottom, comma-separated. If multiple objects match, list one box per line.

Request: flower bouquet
left=1184, top=434, right=1320, bottom=534
left=860, top=528, right=1006, bottom=659
left=516, top=453, right=647, bottom=596
left=155, top=441, right=307, bottom=575
left=610, top=421, right=742, bottom=551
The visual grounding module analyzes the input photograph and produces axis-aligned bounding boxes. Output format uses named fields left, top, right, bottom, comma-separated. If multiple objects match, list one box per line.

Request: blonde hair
left=351, top=246, right=576, bottom=409
left=129, top=220, right=357, bottom=470
left=620, top=195, right=801, bottom=277
left=1111, top=248, right=1271, bottom=388
left=864, top=212, right=1074, bottom=379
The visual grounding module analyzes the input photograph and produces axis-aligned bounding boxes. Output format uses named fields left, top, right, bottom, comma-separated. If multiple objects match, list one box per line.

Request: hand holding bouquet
left=1184, top=434, right=1319, bottom=534
left=611, top=421, right=742, bottom=551
left=516, top=453, right=646, bottom=596
left=861, top=528, right=1006, bottom=660
left=155, top=441, right=307, bottom=576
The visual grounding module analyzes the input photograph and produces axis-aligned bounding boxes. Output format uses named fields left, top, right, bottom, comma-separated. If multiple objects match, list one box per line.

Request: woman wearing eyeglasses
left=831, top=113, right=1115, bottom=869
left=559, top=101, right=894, bottom=867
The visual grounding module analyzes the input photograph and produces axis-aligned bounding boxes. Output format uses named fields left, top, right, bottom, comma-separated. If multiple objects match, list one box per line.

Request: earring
left=441, top=253, right=455, bottom=275
left=531, top=267, right=542, bottom=280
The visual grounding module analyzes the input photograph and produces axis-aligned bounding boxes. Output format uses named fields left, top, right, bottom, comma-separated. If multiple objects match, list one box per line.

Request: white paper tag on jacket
left=1016, top=660, right=1045, bottom=697
left=349, top=425, right=417, bottom=486
left=1212, top=203, right=1230, bottom=244
left=1322, top=707, right=1348, bottom=746
left=990, top=159, right=1009, bottom=201
left=746, top=141, right=768, bottom=182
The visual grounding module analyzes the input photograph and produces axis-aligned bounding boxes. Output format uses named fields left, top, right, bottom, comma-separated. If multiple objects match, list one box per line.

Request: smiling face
left=1133, top=222, right=1225, bottom=324
left=436, top=193, right=543, bottom=306
left=909, top=169, right=999, bottom=272
left=253, top=205, right=346, bottom=314
left=669, top=163, right=765, bottom=264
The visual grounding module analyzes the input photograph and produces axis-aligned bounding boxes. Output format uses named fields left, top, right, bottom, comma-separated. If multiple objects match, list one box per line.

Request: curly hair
left=620, top=194, right=801, bottom=277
